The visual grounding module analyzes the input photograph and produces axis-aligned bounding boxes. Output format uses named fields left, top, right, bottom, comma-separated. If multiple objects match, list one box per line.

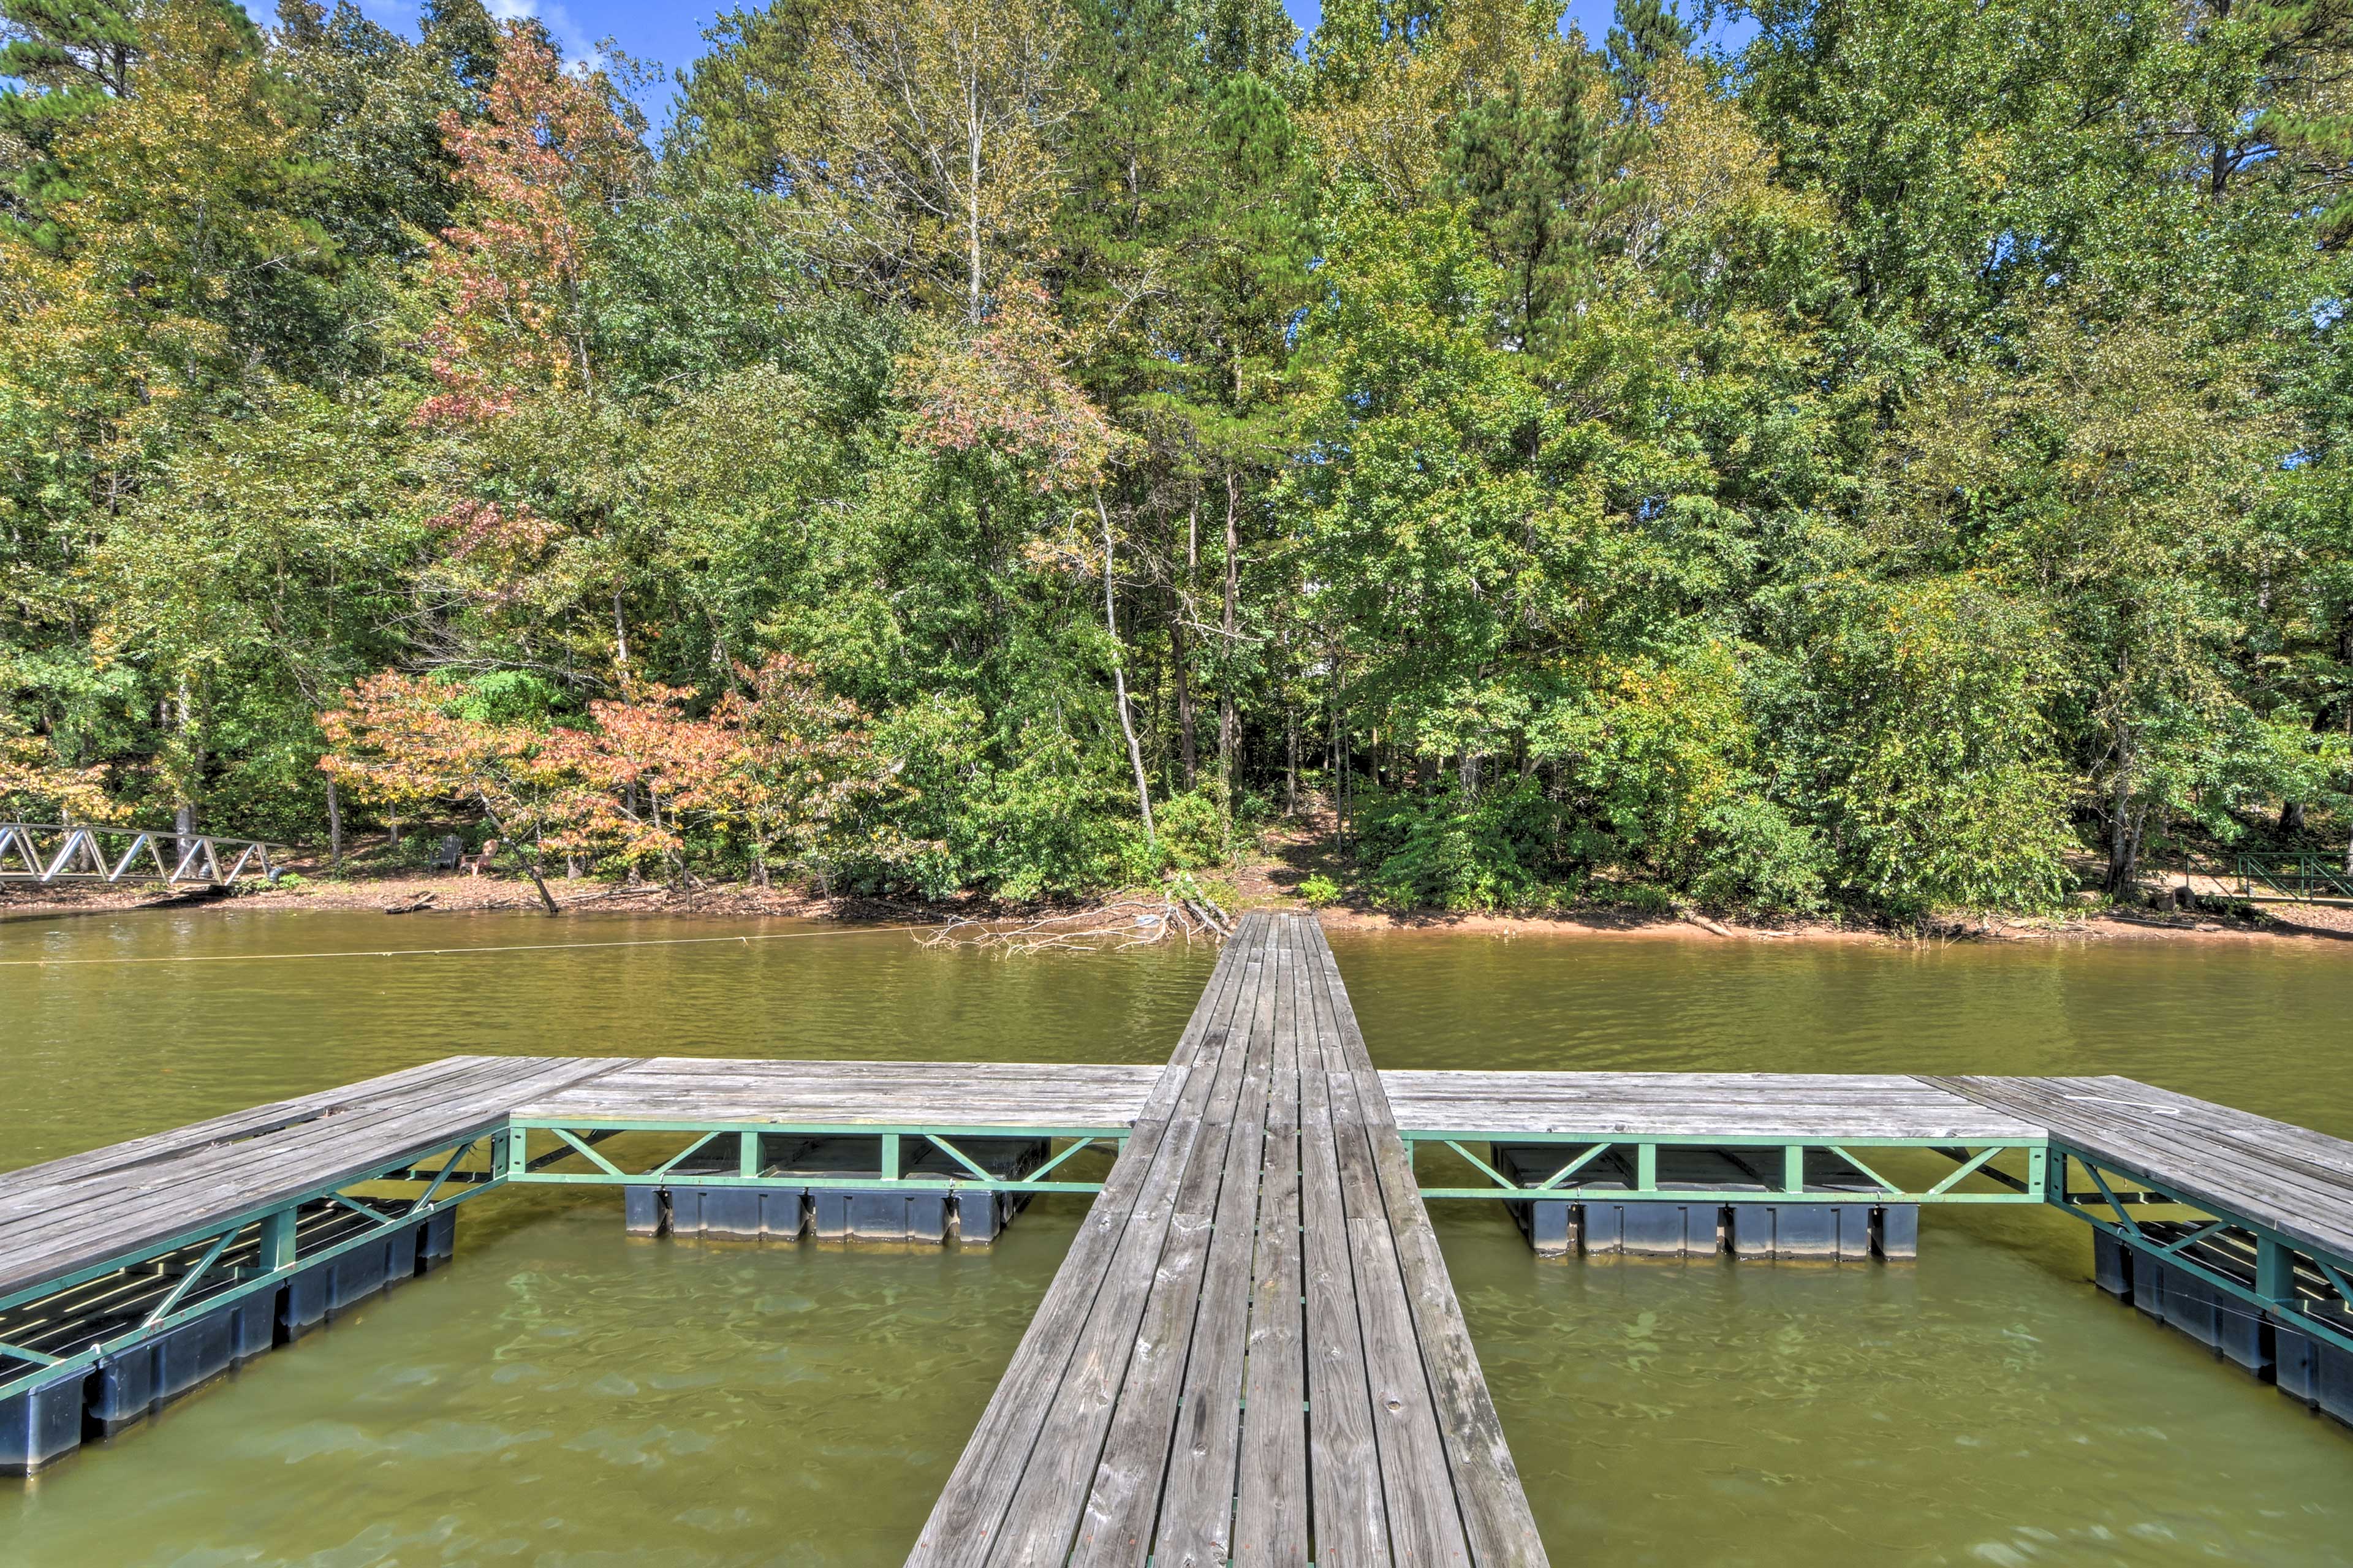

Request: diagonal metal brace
left=1534, top=1142, right=1612, bottom=1192
left=549, top=1127, right=629, bottom=1177
left=1440, top=1140, right=1519, bottom=1192
left=1925, top=1145, right=2006, bottom=1196
left=925, top=1135, right=996, bottom=1184
left=1825, top=1146, right=1901, bottom=1195
left=143, top=1228, right=234, bottom=1328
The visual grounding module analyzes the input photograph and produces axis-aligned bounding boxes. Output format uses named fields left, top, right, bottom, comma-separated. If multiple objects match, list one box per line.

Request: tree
left=707, top=652, right=904, bottom=889
left=697, top=0, right=1085, bottom=320
left=413, top=23, right=646, bottom=423
left=318, top=670, right=569, bottom=910
left=0, top=711, right=118, bottom=820
left=0, top=0, right=144, bottom=248
left=1445, top=40, right=1639, bottom=350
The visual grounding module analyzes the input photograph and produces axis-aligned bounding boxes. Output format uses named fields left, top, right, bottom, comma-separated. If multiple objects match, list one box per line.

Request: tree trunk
left=1219, top=469, right=1239, bottom=786
left=1100, top=495, right=1156, bottom=850
left=1286, top=704, right=1299, bottom=817
left=966, top=70, right=984, bottom=323
left=325, top=776, right=343, bottom=870
left=2104, top=740, right=2144, bottom=895
left=476, top=790, right=559, bottom=915
left=1171, top=608, right=1197, bottom=790
left=173, top=673, right=200, bottom=863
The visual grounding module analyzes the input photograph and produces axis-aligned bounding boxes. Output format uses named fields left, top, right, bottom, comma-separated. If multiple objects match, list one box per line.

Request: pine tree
left=1444, top=42, right=1639, bottom=349
left=0, top=0, right=142, bottom=247
left=1606, top=0, right=1693, bottom=110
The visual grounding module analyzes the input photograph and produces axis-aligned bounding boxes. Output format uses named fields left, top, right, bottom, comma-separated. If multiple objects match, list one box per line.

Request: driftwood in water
left=922, top=883, right=1233, bottom=954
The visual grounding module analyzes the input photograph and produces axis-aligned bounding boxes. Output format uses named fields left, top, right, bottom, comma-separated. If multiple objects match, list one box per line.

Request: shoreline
left=4, top=869, right=2345, bottom=946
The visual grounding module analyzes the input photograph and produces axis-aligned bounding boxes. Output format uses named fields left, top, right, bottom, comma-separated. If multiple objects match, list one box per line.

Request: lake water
left=4, top=912, right=2351, bottom=1566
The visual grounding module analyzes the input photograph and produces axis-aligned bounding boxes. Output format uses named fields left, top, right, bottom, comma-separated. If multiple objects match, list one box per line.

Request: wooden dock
left=0, top=1055, right=629, bottom=1303
left=11, top=914, right=2353, bottom=1539
left=904, top=912, right=1543, bottom=1567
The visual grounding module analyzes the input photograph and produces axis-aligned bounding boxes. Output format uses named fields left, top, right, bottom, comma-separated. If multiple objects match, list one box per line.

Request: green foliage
left=1154, top=789, right=1229, bottom=871
left=1785, top=577, right=2074, bottom=914
left=1, top=0, right=2349, bottom=921
left=1354, top=784, right=1555, bottom=912
left=1296, top=870, right=1342, bottom=906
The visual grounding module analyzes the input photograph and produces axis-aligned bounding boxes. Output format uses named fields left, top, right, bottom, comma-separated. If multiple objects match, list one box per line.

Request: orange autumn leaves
left=414, top=26, right=642, bottom=427
left=319, top=656, right=906, bottom=881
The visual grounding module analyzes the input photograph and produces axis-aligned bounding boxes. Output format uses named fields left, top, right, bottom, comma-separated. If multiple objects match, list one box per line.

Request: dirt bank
left=7, top=864, right=2344, bottom=947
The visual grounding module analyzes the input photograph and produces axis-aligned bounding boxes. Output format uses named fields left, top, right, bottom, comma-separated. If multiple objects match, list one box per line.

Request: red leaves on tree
left=319, top=656, right=903, bottom=884
left=538, top=680, right=730, bottom=869
left=900, top=280, right=1123, bottom=491
left=706, top=654, right=907, bottom=885
left=414, top=26, right=643, bottom=426
left=317, top=672, right=567, bottom=842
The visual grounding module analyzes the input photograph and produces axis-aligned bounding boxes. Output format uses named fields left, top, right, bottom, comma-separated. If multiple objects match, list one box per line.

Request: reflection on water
left=6, top=914, right=2353, bottom=1564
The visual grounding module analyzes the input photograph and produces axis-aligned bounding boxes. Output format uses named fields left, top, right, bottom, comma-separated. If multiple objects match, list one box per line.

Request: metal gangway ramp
left=0, top=823, right=275, bottom=887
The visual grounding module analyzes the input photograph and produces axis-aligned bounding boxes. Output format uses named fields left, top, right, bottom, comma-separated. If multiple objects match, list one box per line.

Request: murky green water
left=4, top=913, right=2351, bottom=1566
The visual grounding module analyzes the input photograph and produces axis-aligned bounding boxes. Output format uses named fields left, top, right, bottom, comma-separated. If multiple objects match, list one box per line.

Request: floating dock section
left=7, top=914, right=2353, bottom=1558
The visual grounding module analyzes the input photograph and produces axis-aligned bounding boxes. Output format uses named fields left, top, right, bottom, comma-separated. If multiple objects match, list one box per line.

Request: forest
left=2, top=0, right=2351, bottom=918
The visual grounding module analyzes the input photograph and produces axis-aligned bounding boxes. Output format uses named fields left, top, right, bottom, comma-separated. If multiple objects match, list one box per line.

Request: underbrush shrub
left=1297, top=871, right=1343, bottom=906
left=1353, top=782, right=1558, bottom=911
left=1155, top=789, right=1229, bottom=871
left=1688, top=796, right=1829, bottom=913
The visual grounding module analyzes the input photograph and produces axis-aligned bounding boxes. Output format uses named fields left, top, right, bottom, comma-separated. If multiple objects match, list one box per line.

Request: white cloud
left=241, top=0, right=607, bottom=73
left=487, top=0, right=607, bottom=71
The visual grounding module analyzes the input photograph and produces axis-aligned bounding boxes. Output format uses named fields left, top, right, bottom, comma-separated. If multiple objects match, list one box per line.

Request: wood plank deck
left=15, top=931, right=2353, bottom=1535
left=507, top=1059, right=1167, bottom=1130
left=904, top=911, right=1548, bottom=1568
left=1932, top=1074, right=2353, bottom=1260
left=1384, top=1070, right=2045, bottom=1142
left=0, top=1055, right=634, bottom=1300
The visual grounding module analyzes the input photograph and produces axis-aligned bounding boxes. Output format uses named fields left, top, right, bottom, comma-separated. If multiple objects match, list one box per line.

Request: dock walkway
left=906, top=911, right=1542, bottom=1567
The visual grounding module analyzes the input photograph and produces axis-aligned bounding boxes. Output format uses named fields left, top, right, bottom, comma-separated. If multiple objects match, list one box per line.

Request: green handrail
left=2234, top=852, right=2353, bottom=901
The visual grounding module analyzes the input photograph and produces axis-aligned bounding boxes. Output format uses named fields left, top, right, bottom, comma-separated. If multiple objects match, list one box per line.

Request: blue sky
left=303, top=1, right=1738, bottom=99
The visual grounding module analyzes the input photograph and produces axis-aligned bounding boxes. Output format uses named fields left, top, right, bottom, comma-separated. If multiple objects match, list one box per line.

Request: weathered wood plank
left=985, top=930, right=1266, bottom=1567
left=1064, top=942, right=1269, bottom=1566
left=0, top=1056, right=635, bottom=1297
left=1931, top=1074, right=2353, bottom=1259
left=1233, top=917, right=1309, bottom=1568
left=1306, top=920, right=1548, bottom=1568
left=1304, top=939, right=1469, bottom=1566
left=904, top=931, right=1255, bottom=1568
left=1146, top=917, right=1282, bottom=1568
left=1297, top=1049, right=1391, bottom=1563
left=1381, top=1069, right=2040, bottom=1142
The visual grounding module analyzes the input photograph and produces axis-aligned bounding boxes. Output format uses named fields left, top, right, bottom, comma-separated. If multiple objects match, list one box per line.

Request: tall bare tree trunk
left=325, top=776, right=343, bottom=870
left=173, top=674, right=200, bottom=862
left=1286, top=703, right=1299, bottom=817
left=1172, top=498, right=1199, bottom=789
left=967, top=69, right=984, bottom=323
left=2104, top=725, right=2143, bottom=895
left=1100, top=495, right=1156, bottom=849
left=1219, top=469, right=1238, bottom=786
